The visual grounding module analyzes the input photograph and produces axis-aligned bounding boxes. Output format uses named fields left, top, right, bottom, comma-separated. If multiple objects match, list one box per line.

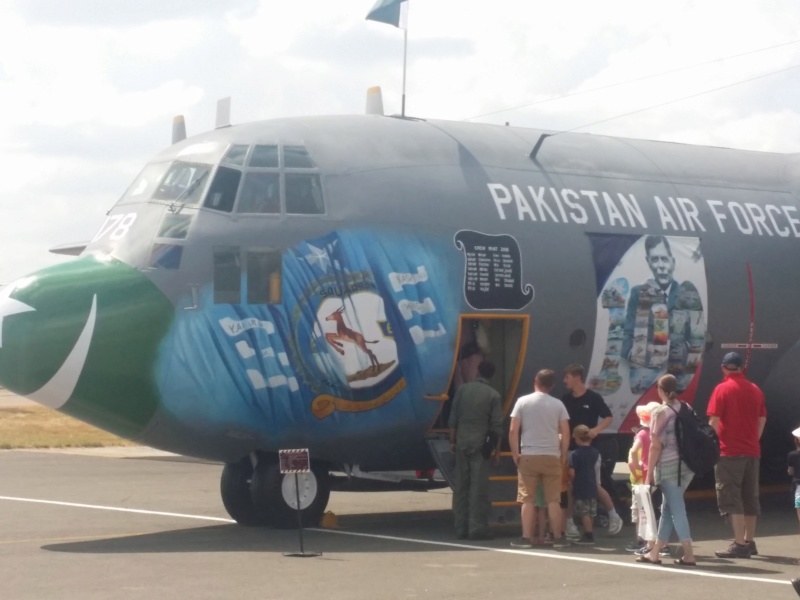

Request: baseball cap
left=793, top=427, right=800, bottom=439
left=573, top=424, right=591, bottom=442
left=721, top=352, right=742, bottom=368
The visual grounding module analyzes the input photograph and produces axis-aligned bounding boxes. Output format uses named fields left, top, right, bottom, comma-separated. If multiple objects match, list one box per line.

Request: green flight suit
left=448, top=377, right=503, bottom=537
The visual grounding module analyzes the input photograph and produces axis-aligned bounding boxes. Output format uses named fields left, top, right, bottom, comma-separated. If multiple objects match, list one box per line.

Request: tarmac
left=2, top=390, right=800, bottom=599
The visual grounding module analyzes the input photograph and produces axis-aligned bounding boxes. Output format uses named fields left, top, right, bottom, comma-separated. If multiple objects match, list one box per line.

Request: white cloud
left=2, top=0, right=800, bottom=281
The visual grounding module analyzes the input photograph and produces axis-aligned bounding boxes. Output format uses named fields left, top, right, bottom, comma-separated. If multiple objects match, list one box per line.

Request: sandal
left=674, top=558, right=697, bottom=567
left=635, top=555, right=662, bottom=564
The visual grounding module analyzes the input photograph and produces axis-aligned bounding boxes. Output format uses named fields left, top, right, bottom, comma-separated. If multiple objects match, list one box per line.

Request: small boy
left=569, top=425, right=601, bottom=545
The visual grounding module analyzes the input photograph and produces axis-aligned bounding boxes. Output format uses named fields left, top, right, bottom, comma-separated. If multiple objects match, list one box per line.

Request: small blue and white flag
left=366, top=0, right=409, bottom=29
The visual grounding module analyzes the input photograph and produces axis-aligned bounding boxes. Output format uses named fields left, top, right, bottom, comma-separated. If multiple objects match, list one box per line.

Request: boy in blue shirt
left=569, top=425, right=602, bottom=545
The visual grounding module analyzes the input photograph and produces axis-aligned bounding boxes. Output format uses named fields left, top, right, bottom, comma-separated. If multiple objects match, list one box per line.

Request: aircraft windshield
left=116, top=162, right=171, bottom=206
left=152, top=161, right=212, bottom=205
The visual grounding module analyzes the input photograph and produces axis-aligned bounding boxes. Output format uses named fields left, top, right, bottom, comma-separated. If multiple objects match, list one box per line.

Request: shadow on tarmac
left=37, top=489, right=799, bottom=578
left=40, top=510, right=461, bottom=556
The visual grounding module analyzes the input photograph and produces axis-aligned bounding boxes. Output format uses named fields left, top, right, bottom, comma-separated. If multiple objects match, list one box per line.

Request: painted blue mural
left=156, top=229, right=462, bottom=446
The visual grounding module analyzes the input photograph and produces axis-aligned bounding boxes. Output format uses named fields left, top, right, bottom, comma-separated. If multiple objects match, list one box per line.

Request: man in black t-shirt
left=562, top=363, right=622, bottom=536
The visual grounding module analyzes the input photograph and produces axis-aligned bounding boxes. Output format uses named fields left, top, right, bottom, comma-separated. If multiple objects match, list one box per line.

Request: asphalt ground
left=2, top=448, right=800, bottom=600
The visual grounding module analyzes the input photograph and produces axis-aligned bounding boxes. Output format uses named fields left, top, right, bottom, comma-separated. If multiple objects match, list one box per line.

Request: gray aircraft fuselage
left=2, top=114, right=797, bottom=480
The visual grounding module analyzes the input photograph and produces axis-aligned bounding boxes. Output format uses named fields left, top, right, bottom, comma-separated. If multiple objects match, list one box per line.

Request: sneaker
left=510, top=537, right=533, bottom=549
left=552, top=537, right=571, bottom=549
left=746, top=540, right=758, bottom=556
left=565, top=521, right=581, bottom=540
left=607, top=513, right=623, bottom=536
left=714, top=542, right=752, bottom=559
left=576, top=533, right=595, bottom=546
left=625, top=540, right=645, bottom=552
left=635, top=545, right=671, bottom=557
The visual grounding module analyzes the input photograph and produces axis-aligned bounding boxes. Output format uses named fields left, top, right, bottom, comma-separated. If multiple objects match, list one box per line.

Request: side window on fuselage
left=246, top=250, right=282, bottom=304
left=213, top=247, right=241, bottom=304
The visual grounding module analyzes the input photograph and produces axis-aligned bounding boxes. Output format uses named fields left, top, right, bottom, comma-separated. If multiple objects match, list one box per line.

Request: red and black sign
left=279, top=448, right=310, bottom=474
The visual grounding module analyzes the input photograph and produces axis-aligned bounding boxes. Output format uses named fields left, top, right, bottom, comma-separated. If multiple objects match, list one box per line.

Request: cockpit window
left=223, top=144, right=249, bottom=167
left=116, top=162, right=171, bottom=206
left=284, top=145, right=316, bottom=168
left=285, top=174, right=323, bottom=214
left=238, top=172, right=280, bottom=214
left=203, top=166, right=241, bottom=213
left=153, top=162, right=211, bottom=205
left=250, top=145, right=280, bottom=168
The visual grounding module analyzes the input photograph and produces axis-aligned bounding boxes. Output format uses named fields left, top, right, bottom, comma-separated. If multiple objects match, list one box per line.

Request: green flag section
left=365, top=0, right=407, bottom=28
left=0, top=256, right=174, bottom=440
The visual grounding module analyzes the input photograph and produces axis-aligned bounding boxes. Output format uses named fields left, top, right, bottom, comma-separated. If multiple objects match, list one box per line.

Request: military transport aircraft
left=2, top=93, right=799, bottom=528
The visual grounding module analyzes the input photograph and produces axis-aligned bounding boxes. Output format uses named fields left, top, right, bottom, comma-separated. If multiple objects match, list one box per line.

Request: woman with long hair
left=636, top=374, right=697, bottom=566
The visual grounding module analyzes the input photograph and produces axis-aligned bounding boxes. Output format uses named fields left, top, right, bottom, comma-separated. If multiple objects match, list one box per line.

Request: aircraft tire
left=220, top=458, right=267, bottom=526
left=250, top=455, right=331, bottom=529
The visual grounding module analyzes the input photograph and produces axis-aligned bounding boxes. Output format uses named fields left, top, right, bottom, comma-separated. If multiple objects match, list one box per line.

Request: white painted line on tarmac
left=0, top=495, right=791, bottom=587
left=315, top=529, right=792, bottom=586
left=0, top=496, right=235, bottom=523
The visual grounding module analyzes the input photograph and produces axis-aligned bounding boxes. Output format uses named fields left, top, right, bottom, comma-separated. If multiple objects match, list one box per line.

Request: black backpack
left=667, top=401, right=720, bottom=483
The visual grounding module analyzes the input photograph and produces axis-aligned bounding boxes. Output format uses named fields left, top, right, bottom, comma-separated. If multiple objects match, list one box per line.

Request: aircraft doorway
left=433, top=314, right=529, bottom=430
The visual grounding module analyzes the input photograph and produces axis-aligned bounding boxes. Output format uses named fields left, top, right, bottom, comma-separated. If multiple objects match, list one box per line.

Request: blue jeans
left=657, top=476, right=693, bottom=542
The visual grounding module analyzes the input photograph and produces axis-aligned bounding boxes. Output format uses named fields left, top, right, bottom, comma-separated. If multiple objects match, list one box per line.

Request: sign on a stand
left=279, top=448, right=320, bottom=558
left=279, top=449, right=311, bottom=474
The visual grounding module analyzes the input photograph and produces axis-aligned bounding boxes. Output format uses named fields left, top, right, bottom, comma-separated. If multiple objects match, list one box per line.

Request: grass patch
left=0, top=405, right=136, bottom=449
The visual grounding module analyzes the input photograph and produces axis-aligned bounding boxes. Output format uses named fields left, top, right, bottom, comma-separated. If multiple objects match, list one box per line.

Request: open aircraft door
left=426, top=314, right=528, bottom=524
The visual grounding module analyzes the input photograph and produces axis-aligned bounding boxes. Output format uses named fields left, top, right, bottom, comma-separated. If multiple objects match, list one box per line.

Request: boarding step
left=425, top=434, right=520, bottom=526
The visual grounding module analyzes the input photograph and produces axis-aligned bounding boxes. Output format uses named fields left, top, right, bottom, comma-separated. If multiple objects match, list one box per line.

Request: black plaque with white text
left=454, top=230, right=534, bottom=310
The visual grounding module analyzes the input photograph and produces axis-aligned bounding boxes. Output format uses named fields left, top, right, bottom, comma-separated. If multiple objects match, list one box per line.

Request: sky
left=3, top=0, right=800, bottom=283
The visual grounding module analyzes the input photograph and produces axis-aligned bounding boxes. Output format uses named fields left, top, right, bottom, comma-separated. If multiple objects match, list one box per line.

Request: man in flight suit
left=449, top=360, right=503, bottom=540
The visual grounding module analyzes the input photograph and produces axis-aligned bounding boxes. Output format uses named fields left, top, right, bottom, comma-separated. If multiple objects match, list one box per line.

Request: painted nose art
left=0, top=282, right=35, bottom=348
left=27, top=295, right=97, bottom=410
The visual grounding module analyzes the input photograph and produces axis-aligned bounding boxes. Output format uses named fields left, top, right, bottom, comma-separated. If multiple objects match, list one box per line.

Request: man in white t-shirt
left=509, top=369, right=570, bottom=548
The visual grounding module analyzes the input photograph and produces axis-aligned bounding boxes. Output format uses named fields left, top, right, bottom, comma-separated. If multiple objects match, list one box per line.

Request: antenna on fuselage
left=216, top=97, right=232, bottom=129
left=172, top=115, right=187, bottom=144
left=366, top=86, right=384, bottom=116
left=529, top=133, right=553, bottom=162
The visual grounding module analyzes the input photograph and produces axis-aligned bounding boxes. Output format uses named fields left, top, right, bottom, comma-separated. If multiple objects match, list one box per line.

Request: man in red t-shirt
left=707, top=352, right=767, bottom=559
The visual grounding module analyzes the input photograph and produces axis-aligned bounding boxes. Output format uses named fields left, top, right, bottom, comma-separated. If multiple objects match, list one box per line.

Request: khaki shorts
left=517, top=455, right=562, bottom=504
left=715, top=456, right=760, bottom=516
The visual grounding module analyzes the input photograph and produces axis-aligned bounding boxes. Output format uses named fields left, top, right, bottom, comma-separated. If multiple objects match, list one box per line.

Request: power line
left=465, top=38, right=800, bottom=121
left=562, top=61, right=800, bottom=135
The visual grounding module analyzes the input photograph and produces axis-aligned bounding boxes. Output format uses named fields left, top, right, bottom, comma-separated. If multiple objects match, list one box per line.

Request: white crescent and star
left=0, top=286, right=97, bottom=410
left=0, top=283, right=36, bottom=348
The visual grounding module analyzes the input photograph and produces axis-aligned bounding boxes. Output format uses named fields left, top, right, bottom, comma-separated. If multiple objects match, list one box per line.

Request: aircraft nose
left=0, top=255, right=174, bottom=439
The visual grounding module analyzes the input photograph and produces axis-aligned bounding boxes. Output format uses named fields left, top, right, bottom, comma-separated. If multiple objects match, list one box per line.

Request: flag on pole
left=365, top=0, right=408, bottom=29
